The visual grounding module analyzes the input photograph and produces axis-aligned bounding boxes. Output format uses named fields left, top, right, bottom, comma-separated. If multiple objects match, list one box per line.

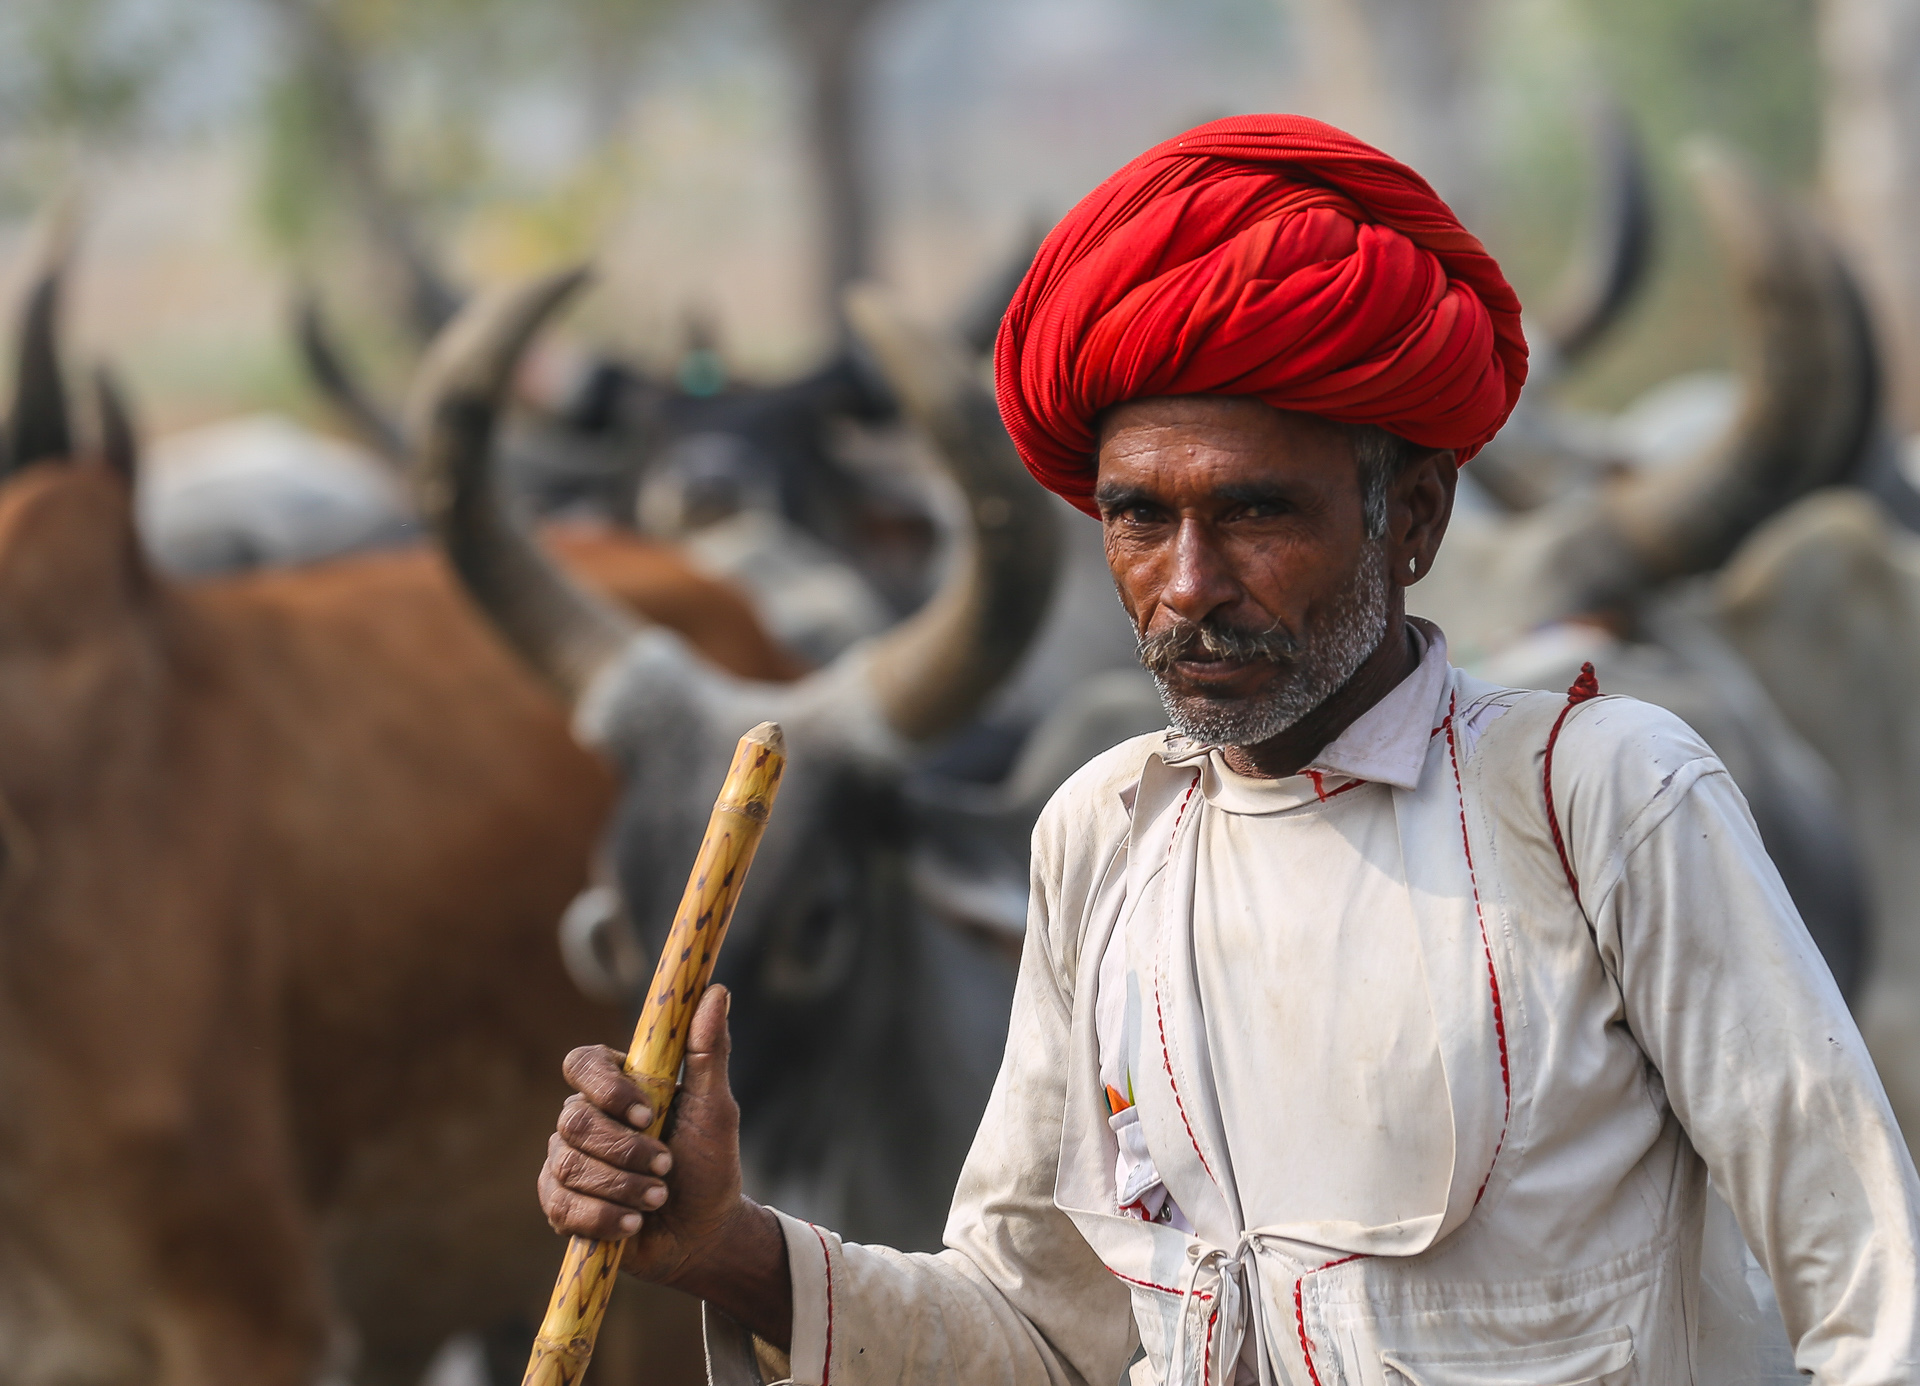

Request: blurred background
left=6, top=4, right=1919, bottom=1384
left=0, top=0, right=1863, bottom=428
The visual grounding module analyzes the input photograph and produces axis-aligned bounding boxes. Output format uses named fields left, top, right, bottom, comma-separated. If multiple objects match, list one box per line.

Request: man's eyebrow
left=1212, top=481, right=1295, bottom=509
left=1093, top=483, right=1159, bottom=511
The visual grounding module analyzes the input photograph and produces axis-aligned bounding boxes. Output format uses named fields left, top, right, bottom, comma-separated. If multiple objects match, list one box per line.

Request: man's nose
left=1158, top=519, right=1239, bottom=623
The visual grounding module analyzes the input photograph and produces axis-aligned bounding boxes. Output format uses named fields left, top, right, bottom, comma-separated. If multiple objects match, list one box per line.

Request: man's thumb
left=682, top=984, right=733, bottom=1099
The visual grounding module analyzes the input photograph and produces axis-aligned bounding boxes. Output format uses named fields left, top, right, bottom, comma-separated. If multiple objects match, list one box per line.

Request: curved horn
left=1595, top=142, right=1878, bottom=586
left=295, top=290, right=407, bottom=466
left=956, top=217, right=1048, bottom=357
left=406, top=267, right=642, bottom=701
left=92, top=365, right=138, bottom=485
left=1536, top=95, right=1655, bottom=365
left=838, top=285, right=1060, bottom=743
left=5, top=203, right=80, bottom=474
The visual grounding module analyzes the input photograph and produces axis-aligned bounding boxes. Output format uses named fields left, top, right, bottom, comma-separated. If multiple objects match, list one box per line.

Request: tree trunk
left=1819, top=0, right=1920, bottom=429
left=770, top=0, right=893, bottom=337
left=265, top=0, right=462, bottom=340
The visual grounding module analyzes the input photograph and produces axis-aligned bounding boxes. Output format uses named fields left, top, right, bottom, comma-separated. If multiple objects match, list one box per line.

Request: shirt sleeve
left=1588, top=755, right=1920, bottom=1384
left=707, top=815, right=1137, bottom=1386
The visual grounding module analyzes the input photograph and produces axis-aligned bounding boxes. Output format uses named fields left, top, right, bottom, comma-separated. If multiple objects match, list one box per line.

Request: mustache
left=1137, top=616, right=1301, bottom=674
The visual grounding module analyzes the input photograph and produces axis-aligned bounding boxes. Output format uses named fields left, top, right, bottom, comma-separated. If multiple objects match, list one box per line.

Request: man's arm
left=538, top=810, right=1137, bottom=1386
left=1587, top=755, right=1920, bottom=1382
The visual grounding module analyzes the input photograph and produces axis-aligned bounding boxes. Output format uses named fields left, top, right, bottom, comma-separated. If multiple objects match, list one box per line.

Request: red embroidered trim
left=1293, top=1254, right=1365, bottom=1386
left=811, top=1223, right=835, bottom=1386
left=1443, top=695, right=1512, bottom=1204
left=1202, top=1305, right=1219, bottom=1386
left=1168, top=772, right=1201, bottom=857
left=1108, top=1267, right=1213, bottom=1301
left=1542, top=662, right=1601, bottom=904
left=1155, top=960, right=1220, bottom=1186
left=1156, top=771, right=1219, bottom=1186
left=1304, top=768, right=1365, bottom=803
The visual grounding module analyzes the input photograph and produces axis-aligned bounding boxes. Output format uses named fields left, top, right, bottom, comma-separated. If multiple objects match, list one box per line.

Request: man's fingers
left=539, top=1161, right=647, bottom=1240
left=557, top=1094, right=673, bottom=1174
left=547, top=1132, right=670, bottom=1210
left=681, top=985, right=733, bottom=1101
left=562, top=1044, right=656, bottom=1127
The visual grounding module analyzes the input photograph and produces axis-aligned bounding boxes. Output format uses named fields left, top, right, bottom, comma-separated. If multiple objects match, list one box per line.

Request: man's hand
left=538, top=984, right=793, bottom=1348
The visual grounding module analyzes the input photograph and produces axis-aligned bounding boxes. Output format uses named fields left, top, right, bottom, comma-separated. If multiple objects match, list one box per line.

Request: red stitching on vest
left=1543, top=661, right=1601, bottom=904
left=1443, top=694, right=1512, bottom=1204
left=1107, top=1267, right=1214, bottom=1301
left=1155, top=956, right=1219, bottom=1186
left=811, top=1223, right=835, bottom=1385
left=1154, top=770, right=1219, bottom=1187
left=1293, top=1254, right=1365, bottom=1386
left=1202, top=1305, right=1219, bottom=1386
left=1168, top=772, right=1201, bottom=857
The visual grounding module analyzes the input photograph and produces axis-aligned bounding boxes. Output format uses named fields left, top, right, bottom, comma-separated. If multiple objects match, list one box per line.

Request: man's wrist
left=668, top=1197, right=794, bottom=1351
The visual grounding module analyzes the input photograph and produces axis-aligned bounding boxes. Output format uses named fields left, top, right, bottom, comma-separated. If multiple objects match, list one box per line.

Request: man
left=539, top=116, right=1920, bottom=1383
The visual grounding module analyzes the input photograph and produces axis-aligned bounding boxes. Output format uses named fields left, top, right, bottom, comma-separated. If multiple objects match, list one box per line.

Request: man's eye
left=1233, top=500, right=1290, bottom=520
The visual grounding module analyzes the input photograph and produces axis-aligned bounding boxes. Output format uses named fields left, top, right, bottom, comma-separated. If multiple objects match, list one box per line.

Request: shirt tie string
left=1168, top=1232, right=1276, bottom=1386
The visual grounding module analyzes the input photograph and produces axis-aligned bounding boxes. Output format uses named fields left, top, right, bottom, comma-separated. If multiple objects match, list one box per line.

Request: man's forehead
left=1097, top=394, right=1288, bottom=440
left=1093, top=398, right=1357, bottom=497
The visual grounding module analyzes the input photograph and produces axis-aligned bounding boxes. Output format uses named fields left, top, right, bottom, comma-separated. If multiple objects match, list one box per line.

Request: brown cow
left=0, top=268, right=795, bottom=1384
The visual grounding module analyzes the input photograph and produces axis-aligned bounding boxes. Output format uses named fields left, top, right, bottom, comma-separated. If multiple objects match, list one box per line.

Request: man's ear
left=1392, top=448, right=1456, bottom=587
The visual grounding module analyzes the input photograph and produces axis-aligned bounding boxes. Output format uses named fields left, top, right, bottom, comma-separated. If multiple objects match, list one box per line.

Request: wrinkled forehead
left=1092, top=397, right=1360, bottom=505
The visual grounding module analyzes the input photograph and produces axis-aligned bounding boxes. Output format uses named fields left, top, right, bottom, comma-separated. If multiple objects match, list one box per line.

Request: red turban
left=994, top=114, right=1528, bottom=515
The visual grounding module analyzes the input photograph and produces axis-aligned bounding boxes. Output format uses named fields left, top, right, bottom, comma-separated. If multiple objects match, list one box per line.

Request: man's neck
left=1216, top=609, right=1419, bottom=780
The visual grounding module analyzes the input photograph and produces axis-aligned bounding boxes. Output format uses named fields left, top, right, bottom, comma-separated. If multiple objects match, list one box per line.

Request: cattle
left=1416, top=143, right=1878, bottom=997
left=413, top=271, right=1061, bottom=1247
left=0, top=253, right=821, bottom=1384
left=1713, top=488, right=1920, bottom=1156
left=137, top=414, right=416, bottom=578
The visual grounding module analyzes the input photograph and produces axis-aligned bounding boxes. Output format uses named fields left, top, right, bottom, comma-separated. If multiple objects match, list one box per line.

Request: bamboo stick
left=524, top=722, right=787, bottom=1386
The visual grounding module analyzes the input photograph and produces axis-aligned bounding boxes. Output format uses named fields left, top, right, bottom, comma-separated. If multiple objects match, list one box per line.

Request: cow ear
left=0, top=465, right=152, bottom=652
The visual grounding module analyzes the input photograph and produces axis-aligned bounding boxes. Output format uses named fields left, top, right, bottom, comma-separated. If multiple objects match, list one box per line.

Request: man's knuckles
left=563, top=1045, right=643, bottom=1110
left=558, top=1096, right=661, bottom=1166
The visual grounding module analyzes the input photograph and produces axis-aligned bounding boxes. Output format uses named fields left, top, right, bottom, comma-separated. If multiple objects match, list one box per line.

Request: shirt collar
left=1303, top=617, right=1451, bottom=791
left=1159, top=619, right=1453, bottom=807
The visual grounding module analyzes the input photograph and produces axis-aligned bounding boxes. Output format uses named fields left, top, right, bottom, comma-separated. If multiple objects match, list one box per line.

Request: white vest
left=1055, top=672, right=1754, bottom=1386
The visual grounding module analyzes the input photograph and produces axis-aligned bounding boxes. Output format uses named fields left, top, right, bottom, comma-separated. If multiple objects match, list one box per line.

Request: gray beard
left=1137, top=542, right=1391, bottom=748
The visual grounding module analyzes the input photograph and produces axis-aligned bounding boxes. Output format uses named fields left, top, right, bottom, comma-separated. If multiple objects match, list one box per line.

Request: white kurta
left=705, top=629, right=1920, bottom=1386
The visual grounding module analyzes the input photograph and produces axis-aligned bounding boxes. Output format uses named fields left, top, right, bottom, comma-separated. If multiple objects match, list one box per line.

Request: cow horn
left=4, top=202, right=80, bottom=475
left=1536, top=95, right=1655, bottom=366
left=406, top=266, right=644, bottom=701
left=92, top=366, right=138, bottom=485
left=294, top=290, right=407, bottom=466
left=956, top=218, right=1048, bottom=357
left=1594, top=142, right=1877, bottom=587
left=832, top=285, right=1059, bottom=743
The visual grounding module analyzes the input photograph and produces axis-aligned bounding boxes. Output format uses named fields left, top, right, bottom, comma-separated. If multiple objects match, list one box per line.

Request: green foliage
left=1575, top=0, right=1821, bottom=184
left=0, top=0, right=193, bottom=142
left=1483, top=0, right=1823, bottom=408
left=257, top=65, right=337, bottom=252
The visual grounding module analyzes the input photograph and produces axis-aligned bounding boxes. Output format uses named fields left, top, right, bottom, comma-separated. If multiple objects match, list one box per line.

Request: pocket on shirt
left=1381, top=1324, right=1633, bottom=1386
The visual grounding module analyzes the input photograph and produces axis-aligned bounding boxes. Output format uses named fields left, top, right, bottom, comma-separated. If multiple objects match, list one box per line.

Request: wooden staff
left=523, top=722, right=787, bottom=1386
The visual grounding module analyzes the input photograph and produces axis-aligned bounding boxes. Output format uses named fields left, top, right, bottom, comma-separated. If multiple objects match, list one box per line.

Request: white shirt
left=705, top=630, right=1920, bottom=1386
left=1095, top=625, right=1490, bottom=1241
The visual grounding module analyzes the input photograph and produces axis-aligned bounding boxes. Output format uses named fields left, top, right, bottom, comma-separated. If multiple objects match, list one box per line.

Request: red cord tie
left=1543, top=661, right=1602, bottom=901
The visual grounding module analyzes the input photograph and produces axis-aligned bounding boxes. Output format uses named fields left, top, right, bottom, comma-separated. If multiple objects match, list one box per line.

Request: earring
left=1407, top=557, right=1419, bottom=577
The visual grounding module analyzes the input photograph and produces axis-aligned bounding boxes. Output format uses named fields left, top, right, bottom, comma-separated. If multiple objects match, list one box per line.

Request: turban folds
left=994, top=114, right=1528, bottom=515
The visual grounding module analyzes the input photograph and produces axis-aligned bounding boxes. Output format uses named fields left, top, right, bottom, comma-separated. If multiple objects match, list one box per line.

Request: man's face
left=1094, top=397, right=1396, bottom=746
